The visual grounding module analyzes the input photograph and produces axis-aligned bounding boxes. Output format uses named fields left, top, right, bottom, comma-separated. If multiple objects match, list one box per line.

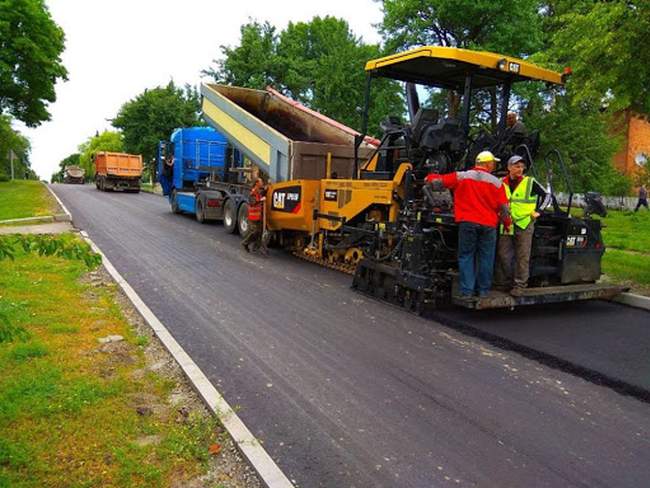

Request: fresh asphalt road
left=52, top=184, right=650, bottom=488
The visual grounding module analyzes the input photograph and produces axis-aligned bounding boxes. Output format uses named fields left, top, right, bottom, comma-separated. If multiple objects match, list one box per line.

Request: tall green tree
left=379, top=0, right=544, bottom=55
left=0, top=115, right=33, bottom=180
left=0, top=0, right=67, bottom=126
left=112, top=82, right=202, bottom=179
left=204, top=21, right=282, bottom=89
left=545, top=0, right=650, bottom=112
left=204, top=17, right=404, bottom=136
left=78, top=131, right=124, bottom=180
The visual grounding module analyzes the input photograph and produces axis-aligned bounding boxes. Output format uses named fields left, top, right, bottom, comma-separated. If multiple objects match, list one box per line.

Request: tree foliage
left=0, top=115, right=34, bottom=180
left=0, top=0, right=67, bottom=126
left=78, top=131, right=124, bottom=180
left=379, top=0, right=543, bottom=56
left=545, top=0, right=650, bottom=112
left=112, top=82, right=202, bottom=179
left=204, top=17, right=404, bottom=135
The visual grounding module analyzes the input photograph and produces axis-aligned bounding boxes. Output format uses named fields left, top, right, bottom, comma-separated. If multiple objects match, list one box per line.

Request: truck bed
left=94, top=152, right=143, bottom=178
left=200, top=84, right=376, bottom=182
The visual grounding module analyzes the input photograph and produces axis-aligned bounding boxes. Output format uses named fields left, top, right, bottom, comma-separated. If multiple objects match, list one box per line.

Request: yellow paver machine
left=201, top=47, right=626, bottom=310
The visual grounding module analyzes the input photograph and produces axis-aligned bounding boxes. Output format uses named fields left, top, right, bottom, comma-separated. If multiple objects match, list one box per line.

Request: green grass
left=0, top=180, right=58, bottom=221
left=573, top=208, right=650, bottom=291
left=0, top=236, right=222, bottom=487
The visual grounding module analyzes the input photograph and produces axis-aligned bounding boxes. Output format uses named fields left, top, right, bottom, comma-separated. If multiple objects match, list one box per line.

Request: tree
left=203, top=21, right=282, bottom=89
left=545, top=0, right=650, bottom=113
left=0, top=115, right=33, bottom=180
left=525, top=93, right=630, bottom=195
left=204, top=17, right=404, bottom=136
left=378, top=0, right=543, bottom=56
left=78, top=131, right=124, bottom=180
left=0, top=0, right=67, bottom=126
left=112, top=81, right=202, bottom=180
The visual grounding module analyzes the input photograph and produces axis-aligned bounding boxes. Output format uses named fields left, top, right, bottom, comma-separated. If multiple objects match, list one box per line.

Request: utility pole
left=9, top=149, right=15, bottom=180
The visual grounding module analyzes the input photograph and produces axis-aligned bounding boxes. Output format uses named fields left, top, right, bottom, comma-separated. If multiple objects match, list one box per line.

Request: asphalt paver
left=51, top=184, right=650, bottom=488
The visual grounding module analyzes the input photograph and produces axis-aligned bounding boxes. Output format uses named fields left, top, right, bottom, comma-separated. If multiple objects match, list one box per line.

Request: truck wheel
left=238, top=202, right=249, bottom=236
left=171, top=190, right=181, bottom=214
left=196, top=200, right=206, bottom=223
left=223, top=199, right=237, bottom=234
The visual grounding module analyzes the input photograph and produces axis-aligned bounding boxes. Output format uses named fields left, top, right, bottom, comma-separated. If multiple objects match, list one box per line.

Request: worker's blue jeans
left=458, top=222, right=497, bottom=296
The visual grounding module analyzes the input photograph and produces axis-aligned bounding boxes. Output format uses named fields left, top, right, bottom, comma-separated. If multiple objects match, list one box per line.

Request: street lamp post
left=9, top=149, right=15, bottom=180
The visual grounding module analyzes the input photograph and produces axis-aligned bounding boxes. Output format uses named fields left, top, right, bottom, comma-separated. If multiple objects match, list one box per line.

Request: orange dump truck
left=94, top=152, right=143, bottom=192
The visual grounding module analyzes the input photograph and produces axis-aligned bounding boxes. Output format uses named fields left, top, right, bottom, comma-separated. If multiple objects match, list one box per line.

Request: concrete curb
left=45, top=183, right=73, bottom=221
left=612, top=292, right=650, bottom=311
left=78, top=230, right=295, bottom=488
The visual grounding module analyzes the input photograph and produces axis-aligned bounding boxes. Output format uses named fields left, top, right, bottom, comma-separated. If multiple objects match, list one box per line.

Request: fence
left=555, top=192, right=640, bottom=211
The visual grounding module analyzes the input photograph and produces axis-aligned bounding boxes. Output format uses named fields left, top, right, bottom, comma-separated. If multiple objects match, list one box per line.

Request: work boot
left=510, top=286, right=525, bottom=297
left=241, top=242, right=250, bottom=253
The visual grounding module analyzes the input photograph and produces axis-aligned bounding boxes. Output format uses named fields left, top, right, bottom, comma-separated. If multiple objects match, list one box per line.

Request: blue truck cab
left=157, top=127, right=252, bottom=232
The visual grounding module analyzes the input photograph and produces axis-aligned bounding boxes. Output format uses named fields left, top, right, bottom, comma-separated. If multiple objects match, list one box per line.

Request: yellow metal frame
left=365, top=46, right=563, bottom=85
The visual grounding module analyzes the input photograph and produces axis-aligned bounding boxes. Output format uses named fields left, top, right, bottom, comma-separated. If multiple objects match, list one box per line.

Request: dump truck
left=63, top=165, right=85, bottom=184
left=200, top=84, right=377, bottom=236
left=157, top=127, right=253, bottom=231
left=94, top=152, right=143, bottom=192
left=200, top=49, right=625, bottom=310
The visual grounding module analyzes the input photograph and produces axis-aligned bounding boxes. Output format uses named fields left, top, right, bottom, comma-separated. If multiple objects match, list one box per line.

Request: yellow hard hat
left=475, top=151, right=500, bottom=164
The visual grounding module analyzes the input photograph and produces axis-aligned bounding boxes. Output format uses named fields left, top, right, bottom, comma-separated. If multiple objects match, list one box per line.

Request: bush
left=0, top=173, right=9, bottom=182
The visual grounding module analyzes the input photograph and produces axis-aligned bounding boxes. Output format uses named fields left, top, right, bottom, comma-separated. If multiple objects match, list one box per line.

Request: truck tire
left=171, top=190, right=181, bottom=214
left=223, top=199, right=237, bottom=234
left=238, top=202, right=249, bottom=236
left=195, top=199, right=206, bottom=223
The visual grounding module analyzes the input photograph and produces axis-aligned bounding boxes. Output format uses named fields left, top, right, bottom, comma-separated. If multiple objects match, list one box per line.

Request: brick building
left=613, top=110, right=650, bottom=181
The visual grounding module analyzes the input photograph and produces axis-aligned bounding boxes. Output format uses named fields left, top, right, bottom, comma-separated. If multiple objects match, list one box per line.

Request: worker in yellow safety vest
left=494, top=155, right=547, bottom=296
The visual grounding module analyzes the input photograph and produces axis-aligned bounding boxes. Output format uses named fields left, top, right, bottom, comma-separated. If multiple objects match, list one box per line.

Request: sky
left=20, top=0, right=385, bottom=179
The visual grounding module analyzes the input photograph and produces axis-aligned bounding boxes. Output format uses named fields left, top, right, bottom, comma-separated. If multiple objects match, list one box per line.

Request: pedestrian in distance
left=634, top=184, right=648, bottom=212
left=494, top=155, right=547, bottom=296
left=426, top=151, right=512, bottom=298
left=241, top=177, right=268, bottom=255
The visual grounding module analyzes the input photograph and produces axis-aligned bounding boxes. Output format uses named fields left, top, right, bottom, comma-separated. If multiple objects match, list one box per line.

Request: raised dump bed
left=200, top=84, right=376, bottom=182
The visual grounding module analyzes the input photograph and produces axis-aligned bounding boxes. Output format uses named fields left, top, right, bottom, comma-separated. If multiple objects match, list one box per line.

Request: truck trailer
left=94, top=152, right=143, bottom=192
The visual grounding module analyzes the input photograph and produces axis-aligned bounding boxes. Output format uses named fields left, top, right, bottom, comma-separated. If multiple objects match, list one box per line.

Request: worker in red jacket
left=426, top=151, right=511, bottom=298
left=241, top=177, right=268, bottom=255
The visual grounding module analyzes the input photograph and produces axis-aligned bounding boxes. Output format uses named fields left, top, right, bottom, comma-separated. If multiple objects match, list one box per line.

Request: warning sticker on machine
left=272, top=186, right=301, bottom=213
left=324, top=189, right=338, bottom=201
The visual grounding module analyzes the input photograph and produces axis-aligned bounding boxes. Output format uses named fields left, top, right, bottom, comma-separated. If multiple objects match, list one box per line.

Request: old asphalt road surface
left=52, top=184, right=650, bottom=488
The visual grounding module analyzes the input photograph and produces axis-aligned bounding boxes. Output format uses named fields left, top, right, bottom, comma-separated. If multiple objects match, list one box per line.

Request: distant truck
left=157, top=127, right=252, bottom=232
left=94, top=152, right=143, bottom=192
left=63, top=165, right=85, bottom=184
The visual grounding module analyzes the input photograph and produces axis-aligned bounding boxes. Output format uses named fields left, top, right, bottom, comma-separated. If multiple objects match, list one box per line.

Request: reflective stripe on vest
left=501, top=176, right=537, bottom=234
left=248, top=190, right=263, bottom=221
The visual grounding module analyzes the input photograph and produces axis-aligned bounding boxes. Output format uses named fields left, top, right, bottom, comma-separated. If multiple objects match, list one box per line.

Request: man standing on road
left=426, top=151, right=512, bottom=298
left=241, top=178, right=268, bottom=255
left=635, top=184, right=648, bottom=212
left=494, top=155, right=547, bottom=295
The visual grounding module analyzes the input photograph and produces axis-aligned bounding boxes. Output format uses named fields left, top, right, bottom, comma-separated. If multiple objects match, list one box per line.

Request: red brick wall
left=626, top=114, right=650, bottom=177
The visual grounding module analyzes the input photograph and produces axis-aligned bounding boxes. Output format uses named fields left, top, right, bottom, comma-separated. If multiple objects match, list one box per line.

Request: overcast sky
left=20, top=0, right=384, bottom=179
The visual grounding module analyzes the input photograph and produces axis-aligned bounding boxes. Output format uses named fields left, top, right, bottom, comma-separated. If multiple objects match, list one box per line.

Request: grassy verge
left=0, top=234, right=256, bottom=488
left=0, top=180, right=58, bottom=221
left=568, top=207, right=650, bottom=293
left=140, top=183, right=162, bottom=196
